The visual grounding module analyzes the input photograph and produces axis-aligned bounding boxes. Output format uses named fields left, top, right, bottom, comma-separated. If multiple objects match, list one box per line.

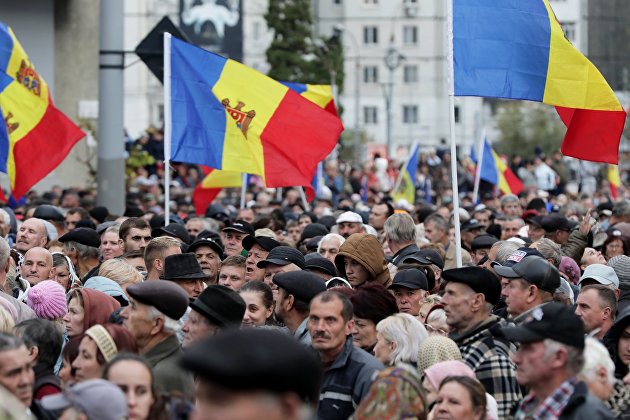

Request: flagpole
left=447, top=0, right=462, bottom=268
left=163, top=32, right=172, bottom=226
left=240, top=173, right=247, bottom=209
left=472, top=130, right=486, bottom=203
left=299, top=187, right=310, bottom=211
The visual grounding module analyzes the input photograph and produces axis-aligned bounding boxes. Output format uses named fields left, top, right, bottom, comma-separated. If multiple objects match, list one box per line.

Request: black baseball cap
left=402, top=249, right=444, bottom=270
left=242, top=235, right=281, bottom=252
left=442, top=266, right=501, bottom=305
left=257, top=246, right=306, bottom=269
left=389, top=269, right=429, bottom=291
left=493, top=256, right=560, bottom=293
left=152, top=223, right=191, bottom=244
left=187, top=237, right=224, bottom=257
left=223, top=220, right=255, bottom=236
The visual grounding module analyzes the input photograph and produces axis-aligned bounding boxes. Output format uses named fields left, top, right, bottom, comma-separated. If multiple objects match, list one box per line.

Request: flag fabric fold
left=452, top=0, right=625, bottom=164
left=0, top=22, right=85, bottom=199
left=470, top=139, right=523, bottom=196
left=608, top=164, right=621, bottom=200
left=393, top=144, right=419, bottom=204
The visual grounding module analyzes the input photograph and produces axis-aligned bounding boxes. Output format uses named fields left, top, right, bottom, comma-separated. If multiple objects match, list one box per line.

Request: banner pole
left=163, top=32, right=172, bottom=226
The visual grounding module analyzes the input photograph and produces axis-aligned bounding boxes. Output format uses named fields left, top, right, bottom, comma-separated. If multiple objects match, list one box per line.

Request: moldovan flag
left=166, top=35, right=343, bottom=204
left=470, top=139, right=523, bottom=196
left=452, top=0, right=626, bottom=164
left=608, top=165, right=621, bottom=199
left=393, top=143, right=419, bottom=204
left=0, top=22, right=84, bottom=199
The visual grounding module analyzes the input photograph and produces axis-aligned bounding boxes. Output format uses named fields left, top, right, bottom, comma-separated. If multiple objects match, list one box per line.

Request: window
left=403, top=65, right=418, bottom=83
left=363, top=26, right=378, bottom=45
left=403, top=105, right=418, bottom=124
left=454, top=106, right=460, bottom=123
left=364, top=106, right=378, bottom=124
left=561, top=22, right=576, bottom=43
left=363, top=66, right=379, bottom=83
left=403, top=26, right=418, bottom=45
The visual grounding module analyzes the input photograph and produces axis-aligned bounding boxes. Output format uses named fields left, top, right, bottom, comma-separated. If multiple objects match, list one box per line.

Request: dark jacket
left=317, top=337, right=383, bottom=420
left=561, top=230, right=588, bottom=264
left=391, top=243, right=420, bottom=267
left=604, top=306, right=630, bottom=379
left=145, top=334, right=195, bottom=401
left=559, top=380, right=614, bottom=419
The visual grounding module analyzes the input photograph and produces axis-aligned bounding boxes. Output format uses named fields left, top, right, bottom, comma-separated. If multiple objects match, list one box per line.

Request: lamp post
left=384, top=44, right=405, bottom=157
left=334, top=24, right=361, bottom=165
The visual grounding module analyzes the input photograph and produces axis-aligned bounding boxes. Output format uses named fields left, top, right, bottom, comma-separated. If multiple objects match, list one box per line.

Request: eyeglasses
left=424, top=323, right=448, bottom=335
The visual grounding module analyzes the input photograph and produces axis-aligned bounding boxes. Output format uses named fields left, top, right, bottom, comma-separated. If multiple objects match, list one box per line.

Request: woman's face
left=72, top=336, right=102, bottom=382
left=434, top=381, right=482, bottom=420
left=606, top=239, right=625, bottom=258
left=100, top=231, right=123, bottom=261
left=63, top=297, right=84, bottom=337
left=240, top=291, right=272, bottom=328
left=373, top=332, right=394, bottom=365
left=351, top=317, right=377, bottom=351
left=423, top=376, right=437, bottom=406
left=59, top=356, right=74, bottom=386
left=51, top=264, right=70, bottom=290
left=107, top=360, right=155, bottom=420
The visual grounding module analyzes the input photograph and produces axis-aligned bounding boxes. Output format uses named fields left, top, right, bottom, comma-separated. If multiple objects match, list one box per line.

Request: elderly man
left=21, top=247, right=53, bottom=286
left=385, top=213, right=420, bottom=267
left=163, top=254, right=208, bottom=301
left=500, top=303, right=612, bottom=418
left=188, top=237, right=223, bottom=284
left=14, top=218, right=48, bottom=254
left=441, top=266, right=521, bottom=418
left=575, top=285, right=617, bottom=340
left=317, top=233, right=345, bottom=263
left=58, top=228, right=101, bottom=280
left=470, top=234, right=498, bottom=265
left=258, top=246, right=305, bottom=298
left=460, top=219, right=486, bottom=250
left=0, top=333, right=35, bottom=410
left=501, top=216, right=525, bottom=240
left=144, top=236, right=182, bottom=281
left=424, top=214, right=471, bottom=269
left=388, top=269, right=429, bottom=317
left=336, top=211, right=365, bottom=239
left=308, top=291, right=383, bottom=419
left=185, top=217, right=214, bottom=240
left=118, top=217, right=152, bottom=253
left=120, top=280, right=194, bottom=400
left=222, top=220, right=255, bottom=257
left=243, top=235, right=280, bottom=282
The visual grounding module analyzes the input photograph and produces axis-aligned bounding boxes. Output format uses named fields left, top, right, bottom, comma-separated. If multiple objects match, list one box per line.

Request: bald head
left=22, top=247, right=53, bottom=285
left=15, top=218, right=48, bottom=253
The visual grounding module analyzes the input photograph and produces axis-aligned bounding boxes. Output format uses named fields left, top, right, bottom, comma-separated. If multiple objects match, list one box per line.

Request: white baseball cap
left=579, top=264, right=620, bottom=288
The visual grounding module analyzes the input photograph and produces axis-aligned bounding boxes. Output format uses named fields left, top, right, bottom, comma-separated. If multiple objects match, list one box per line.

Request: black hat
left=58, top=228, right=100, bottom=248
left=471, top=234, right=498, bottom=251
left=491, top=247, right=543, bottom=268
left=499, top=302, right=585, bottom=349
left=163, top=254, right=208, bottom=281
left=304, top=254, right=337, bottom=277
left=149, top=214, right=182, bottom=230
left=390, top=269, right=429, bottom=291
left=126, top=280, right=189, bottom=320
left=89, top=206, right=110, bottom=224
left=493, top=256, right=560, bottom=293
left=305, top=236, right=323, bottom=252
left=223, top=220, right=255, bottom=236
left=461, top=219, right=484, bottom=232
left=442, top=266, right=501, bottom=305
left=402, top=249, right=444, bottom=270
left=527, top=215, right=545, bottom=228
left=33, top=204, right=64, bottom=222
left=152, top=223, right=191, bottom=244
left=187, top=237, right=224, bottom=257
left=257, top=246, right=305, bottom=269
left=273, top=271, right=327, bottom=303
left=242, top=235, right=281, bottom=252
left=181, top=329, right=323, bottom=403
left=541, top=215, right=571, bottom=233
left=299, top=223, right=329, bottom=243
left=205, top=204, right=230, bottom=223
left=190, top=285, right=246, bottom=327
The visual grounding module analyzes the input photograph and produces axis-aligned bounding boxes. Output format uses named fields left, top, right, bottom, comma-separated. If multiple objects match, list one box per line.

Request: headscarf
left=417, top=335, right=462, bottom=374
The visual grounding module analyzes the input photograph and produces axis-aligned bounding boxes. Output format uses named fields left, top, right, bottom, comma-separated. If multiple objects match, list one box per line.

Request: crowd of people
left=0, top=141, right=629, bottom=419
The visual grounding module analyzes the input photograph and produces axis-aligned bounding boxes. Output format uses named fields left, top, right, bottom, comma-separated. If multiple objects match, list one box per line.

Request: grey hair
left=376, top=313, right=428, bottom=365
left=188, top=217, right=217, bottom=232
left=543, top=338, right=584, bottom=375
left=0, top=332, right=23, bottom=353
left=148, top=306, right=180, bottom=335
left=0, top=237, right=9, bottom=272
left=580, top=337, right=615, bottom=385
left=384, top=213, right=417, bottom=243
left=63, top=240, right=100, bottom=260
left=492, top=240, right=520, bottom=261
left=0, top=209, right=10, bottom=225
left=424, top=214, right=449, bottom=233
left=317, top=233, right=345, bottom=253
left=532, top=238, right=562, bottom=267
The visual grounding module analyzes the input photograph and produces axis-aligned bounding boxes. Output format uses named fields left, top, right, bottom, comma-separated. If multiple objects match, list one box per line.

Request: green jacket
left=145, top=334, right=194, bottom=401
left=561, top=230, right=588, bottom=264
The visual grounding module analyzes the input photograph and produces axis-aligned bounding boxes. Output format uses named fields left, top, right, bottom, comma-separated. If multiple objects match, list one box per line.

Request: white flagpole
left=163, top=32, right=172, bottom=226
left=447, top=0, right=462, bottom=267
left=472, top=130, right=486, bottom=203
left=240, top=173, right=247, bottom=209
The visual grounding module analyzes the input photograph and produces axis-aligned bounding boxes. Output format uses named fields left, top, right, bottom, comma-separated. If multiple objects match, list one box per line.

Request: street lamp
left=383, top=44, right=405, bottom=157
left=333, top=24, right=361, bottom=165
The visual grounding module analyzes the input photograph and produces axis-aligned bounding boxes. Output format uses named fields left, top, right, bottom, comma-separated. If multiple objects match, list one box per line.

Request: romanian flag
left=470, top=139, right=523, bottom=196
left=167, top=36, right=343, bottom=206
left=452, top=0, right=626, bottom=164
left=608, top=164, right=621, bottom=200
left=0, top=23, right=84, bottom=199
left=393, top=143, right=419, bottom=204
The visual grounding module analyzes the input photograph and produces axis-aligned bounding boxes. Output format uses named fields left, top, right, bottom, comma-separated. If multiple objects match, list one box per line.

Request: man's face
left=424, top=221, right=446, bottom=244
left=471, top=248, right=490, bottom=265
left=337, top=222, right=362, bottom=239
left=391, top=286, right=426, bottom=316
left=223, top=230, right=246, bottom=257
left=245, top=244, right=269, bottom=282
left=0, top=346, right=35, bottom=407
left=461, top=229, right=481, bottom=247
left=308, top=297, right=353, bottom=354
left=124, top=256, right=147, bottom=273
left=581, top=247, right=607, bottom=269
left=182, top=309, right=218, bottom=349
left=369, top=204, right=389, bottom=230
left=502, top=201, right=522, bottom=217
left=473, top=212, right=490, bottom=228
left=502, top=278, right=532, bottom=318
left=236, top=209, right=256, bottom=224
left=121, top=228, right=152, bottom=253
left=343, top=257, right=370, bottom=288
left=441, top=282, right=476, bottom=332
left=218, top=265, right=246, bottom=291
left=263, top=264, right=294, bottom=301
left=527, top=224, right=545, bottom=242
left=501, top=220, right=522, bottom=240
left=512, top=341, right=551, bottom=388
left=318, top=238, right=341, bottom=263
left=120, top=298, right=155, bottom=347
left=65, top=212, right=82, bottom=231
left=186, top=220, right=205, bottom=238
left=554, top=230, right=570, bottom=246
left=195, top=246, right=221, bottom=280
left=15, top=218, right=47, bottom=252
left=575, top=289, right=608, bottom=334
left=22, top=247, right=53, bottom=285
left=176, top=279, right=204, bottom=300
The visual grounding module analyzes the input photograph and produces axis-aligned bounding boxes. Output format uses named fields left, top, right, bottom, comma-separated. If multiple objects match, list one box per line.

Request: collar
left=327, top=336, right=354, bottom=371
left=144, top=334, right=181, bottom=366
left=294, top=317, right=309, bottom=339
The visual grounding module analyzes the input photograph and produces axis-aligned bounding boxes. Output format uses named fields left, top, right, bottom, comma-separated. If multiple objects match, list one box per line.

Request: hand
left=579, top=208, right=596, bottom=235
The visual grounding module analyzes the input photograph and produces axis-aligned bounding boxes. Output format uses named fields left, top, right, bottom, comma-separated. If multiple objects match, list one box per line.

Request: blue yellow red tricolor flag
left=167, top=35, right=343, bottom=212
left=0, top=22, right=84, bottom=199
left=393, top=143, right=419, bottom=204
left=452, top=0, right=626, bottom=164
left=470, top=139, right=523, bottom=196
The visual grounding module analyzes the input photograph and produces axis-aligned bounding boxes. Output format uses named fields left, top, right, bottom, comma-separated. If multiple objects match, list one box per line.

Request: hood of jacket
left=335, top=233, right=391, bottom=287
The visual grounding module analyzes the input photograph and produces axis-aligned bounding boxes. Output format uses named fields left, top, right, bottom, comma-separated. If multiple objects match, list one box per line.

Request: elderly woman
left=373, top=313, right=428, bottom=367
left=349, top=283, right=398, bottom=353
left=434, top=376, right=489, bottom=420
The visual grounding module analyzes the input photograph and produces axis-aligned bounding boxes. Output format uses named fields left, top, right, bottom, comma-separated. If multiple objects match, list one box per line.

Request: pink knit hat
left=424, top=360, right=476, bottom=391
left=27, top=280, right=68, bottom=320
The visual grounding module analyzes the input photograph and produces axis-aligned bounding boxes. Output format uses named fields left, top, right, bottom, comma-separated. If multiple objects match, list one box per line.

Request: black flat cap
left=33, top=204, right=64, bottom=222
left=187, top=237, right=224, bottom=257
left=242, top=235, right=281, bottom=252
left=181, top=329, right=323, bottom=403
left=389, top=269, right=429, bottom=291
left=402, top=249, right=444, bottom=270
left=541, top=215, right=571, bottom=233
left=190, top=285, right=246, bottom=327
left=493, top=256, right=560, bottom=293
left=461, top=219, right=484, bottom=232
left=299, top=223, right=329, bottom=243
left=273, top=271, right=327, bottom=303
left=90, top=206, right=110, bottom=224
left=499, top=302, right=585, bottom=349
left=223, top=220, right=254, bottom=236
left=126, top=280, right=189, bottom=320
left=152, top=223, right=191, bottom=244
left=442, top=266, right=501, bottom=305
left=304, top=253, right=337, bottom=277
left=163, top=253, right=208, bottom=281
left=58, top=228, right=100, bottom=248
left=305, top=235, right=323, bottom=252
left=257, top=246, right=305, bottom=269
left=471, top=234, right=498, bottom=251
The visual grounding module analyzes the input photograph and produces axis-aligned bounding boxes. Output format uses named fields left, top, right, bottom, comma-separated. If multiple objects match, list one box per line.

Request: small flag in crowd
left=470, top=139, right=523, bottom=196
left=452, top=0, right=626, bottom=164
left=0, top=22, right=84, bottom=199
left=608, top=164, right=621, bottom=199
left=393, top=143, right=419, bottom=204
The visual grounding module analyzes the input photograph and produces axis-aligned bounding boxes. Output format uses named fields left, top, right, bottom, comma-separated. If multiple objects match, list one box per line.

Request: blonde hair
left=99, top=259, right=143, bottom=288
left=0, top=306, right=15, bottom=333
